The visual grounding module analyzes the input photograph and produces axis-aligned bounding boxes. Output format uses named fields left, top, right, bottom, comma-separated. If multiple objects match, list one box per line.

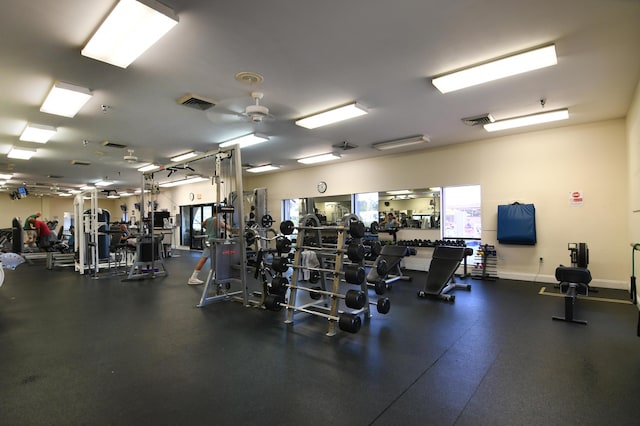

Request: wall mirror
left=378, top=188, right=440, bottom=230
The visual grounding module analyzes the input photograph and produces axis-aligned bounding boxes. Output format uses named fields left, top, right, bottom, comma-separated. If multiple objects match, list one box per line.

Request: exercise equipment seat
left=552, top=266, right=591, bottom=325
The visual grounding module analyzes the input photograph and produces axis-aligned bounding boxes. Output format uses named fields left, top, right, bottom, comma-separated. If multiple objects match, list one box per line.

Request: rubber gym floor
left=1, top=250, right=639, bottom=426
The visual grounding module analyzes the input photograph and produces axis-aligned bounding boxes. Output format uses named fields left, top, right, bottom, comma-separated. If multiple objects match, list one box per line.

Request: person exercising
left=29, top=217, right=53, bottom=249
left=381, top=213, right=399, bottom=230
left=23, top=211, right=41, bottom=247
left=188, top=215, right=233, bottom=285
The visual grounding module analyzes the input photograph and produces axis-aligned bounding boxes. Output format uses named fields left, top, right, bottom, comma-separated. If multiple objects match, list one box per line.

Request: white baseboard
left=498, top=271, right=627, bottom=290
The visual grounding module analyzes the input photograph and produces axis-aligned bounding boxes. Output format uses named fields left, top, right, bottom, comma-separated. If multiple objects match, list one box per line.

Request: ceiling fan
left=206, top=91, right=274, bottom=124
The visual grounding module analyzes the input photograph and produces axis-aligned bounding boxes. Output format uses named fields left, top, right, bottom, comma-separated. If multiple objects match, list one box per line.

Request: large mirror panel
left=378, top=188, right=440, bottom=230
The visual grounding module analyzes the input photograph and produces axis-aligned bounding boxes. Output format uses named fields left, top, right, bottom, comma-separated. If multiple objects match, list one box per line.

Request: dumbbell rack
left=284, top=214, right=372, bottom=336
left=471, top=244, right=498, bottom=280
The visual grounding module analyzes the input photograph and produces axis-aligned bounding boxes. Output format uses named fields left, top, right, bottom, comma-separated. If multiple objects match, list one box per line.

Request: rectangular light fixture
left=432, top=45, right=558, bottom=94
left=81, top=0, right=179, bottom=68
left=483, top=108, right=569, bottom=132
left=247, top=165, right=279, bottom=173
left=0, top=173, right=12, bottom=180
left=40, top=82, right=93, bottom=117
left=297, top=153, right=341, bottom=165
left=387, top=190, right=412, bottom=195
left=372, top=135, right=430, bottom=151
left=0, top=180, right=6, bottom=186
left=159, top=176, right=208, bottom=188
left=20, top=123, right=57, bottom=143
left=80, top=185, right=95, bottom=190
left=170, top=151, right=198, bottom=162
left=138, top=164, right=160, bottom=172
left=219, top=133, right=269, bottom=148
left=94, top=180, right=114, bottom=187
left=7, top=146, right=37, bottom=160
left=295, top=102, right=368, bottom=129
left=59, top=193, right=73, bottom=197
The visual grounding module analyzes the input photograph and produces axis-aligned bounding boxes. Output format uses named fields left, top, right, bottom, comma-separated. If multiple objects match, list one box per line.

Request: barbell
left=270, top=277, right=391, bottom=314
left=271, top=256, right=365, bottom=285
left=280, top=219, right=366, bottom=239
left=275, top=237, right=365, bottom=262
left=263, top=293, right=363, bottom=333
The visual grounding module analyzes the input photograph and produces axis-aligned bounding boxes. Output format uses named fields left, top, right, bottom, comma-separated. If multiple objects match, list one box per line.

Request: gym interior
left=2, top=1, right=640, bottom=425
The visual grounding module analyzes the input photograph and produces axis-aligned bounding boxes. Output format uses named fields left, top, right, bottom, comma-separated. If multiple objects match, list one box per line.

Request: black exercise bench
left=417, top=245, right=472, bottom=302
left=366, top=244, right=412, bottom=294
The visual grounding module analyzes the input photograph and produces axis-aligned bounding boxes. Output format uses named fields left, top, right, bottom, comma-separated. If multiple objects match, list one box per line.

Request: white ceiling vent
left=178, top=93, right=217, bottom=110
left=461, top=113, right=495, bottom=126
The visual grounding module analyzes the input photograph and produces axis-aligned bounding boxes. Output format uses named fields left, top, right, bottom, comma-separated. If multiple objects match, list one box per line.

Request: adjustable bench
left=417, top=245, right=472, bottom=302
left=366, top=244, right=412, bottom=294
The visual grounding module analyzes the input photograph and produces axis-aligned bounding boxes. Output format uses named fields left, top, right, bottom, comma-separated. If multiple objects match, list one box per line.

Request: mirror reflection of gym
left=378, top=188, right=441, bottom=229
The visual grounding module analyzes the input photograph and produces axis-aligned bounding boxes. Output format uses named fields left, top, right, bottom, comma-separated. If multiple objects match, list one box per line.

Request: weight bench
left=417, top=245, right=472, bottom=302
left=552, top=266, right=591, bottom=325
left=366, top=244, right=412, bottom=295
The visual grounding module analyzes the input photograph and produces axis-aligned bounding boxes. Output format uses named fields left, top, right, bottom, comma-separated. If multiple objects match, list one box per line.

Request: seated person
left=29, top=218, right=54, bottom=249
left=68, top=226, right=75, bottom=251
left=119, top=223, right=137, bottom=247
left=380, top=213, right=399, bottom=230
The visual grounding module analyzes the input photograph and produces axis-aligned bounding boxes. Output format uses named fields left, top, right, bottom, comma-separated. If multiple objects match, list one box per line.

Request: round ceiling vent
left=235, top=71, right=264, bottom=85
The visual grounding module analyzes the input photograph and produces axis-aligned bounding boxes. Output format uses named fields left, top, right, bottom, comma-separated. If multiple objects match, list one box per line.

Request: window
left=442, top=185, right=481, bottom=239
left=354, top=192, right=378, bottom=226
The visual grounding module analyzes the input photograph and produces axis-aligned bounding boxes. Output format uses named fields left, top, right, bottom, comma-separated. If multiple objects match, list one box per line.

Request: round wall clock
left=189, top=192, right=195, bottom=201
left=317, top=181, right=327, bottom=193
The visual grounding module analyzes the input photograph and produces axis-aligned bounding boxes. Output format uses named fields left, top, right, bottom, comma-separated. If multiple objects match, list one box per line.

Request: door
left=181, top=204, right=214, bottom=249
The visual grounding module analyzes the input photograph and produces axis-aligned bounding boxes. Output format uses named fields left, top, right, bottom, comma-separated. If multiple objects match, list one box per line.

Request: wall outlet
left=539, top=257, right=544, bottom=263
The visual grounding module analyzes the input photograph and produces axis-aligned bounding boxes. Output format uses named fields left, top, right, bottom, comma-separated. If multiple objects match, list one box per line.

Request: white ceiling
left=1, top=0, right=639, bottom=196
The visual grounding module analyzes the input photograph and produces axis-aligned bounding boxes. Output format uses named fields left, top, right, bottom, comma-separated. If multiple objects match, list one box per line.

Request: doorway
left=180, top=204, right=213, bottom=249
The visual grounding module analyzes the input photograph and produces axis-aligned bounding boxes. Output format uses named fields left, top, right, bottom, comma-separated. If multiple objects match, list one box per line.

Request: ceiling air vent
left=101, top=140, right=128, bottom=149
left=47, top=175, right=64, bottom=179
left=71, top=160, right=91, bottom=166
left=461, top=113, right=495, bottom=126
left=177, top=93, right=217, bottom=111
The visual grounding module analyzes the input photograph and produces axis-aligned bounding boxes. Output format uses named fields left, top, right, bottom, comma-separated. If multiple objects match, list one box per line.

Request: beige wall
left=627, top=79, right=640, bottom=307
left=246, top=119, right=628, bottom=288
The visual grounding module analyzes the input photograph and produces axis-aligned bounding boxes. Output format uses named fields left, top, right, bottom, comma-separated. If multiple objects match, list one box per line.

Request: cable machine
left=141, top=145, right=248, bottom=302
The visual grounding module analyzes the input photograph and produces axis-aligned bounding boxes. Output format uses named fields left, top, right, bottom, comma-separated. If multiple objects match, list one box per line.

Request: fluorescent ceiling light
left=297, top=153, right=341, bottom=165
left=20, top=123, right=57, bottom=143
left=107, top=192, right=120, bottom=199
left=219, top=133, right=269, bottom=148
left=295, top=102, right=368, bottom=129
left=7, top=146, right=37, bottom=160
left=170, top=151, right=198, bottom=162
left=159, top=176, right=208, bottom=188
left=483, top=108, right=569, bottom=132
left=432, top=45, right=558, bottom=94
left=80, top=185, right=95, bottom=190
left=373, top=135, right=430, bottom=151
left=94, top=180, right=114, bottom=187
left=0, top=180, right=6, bottom=186
left=40, top=82, right=93, bottom=117
left=81, top=0, right=179, bottom=68
left=68, top=189, right=82, bottom=194
left=138, top=163, right=160, bottom=172
left=247, top=165, right=279, bottom=173
left=119, top=192, right=133, bottom=196
left=59, top=193, right=73, bottom=197
left=0, top=173, right=12, bottom=180
left=387, top=190, right=412, bottom=195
